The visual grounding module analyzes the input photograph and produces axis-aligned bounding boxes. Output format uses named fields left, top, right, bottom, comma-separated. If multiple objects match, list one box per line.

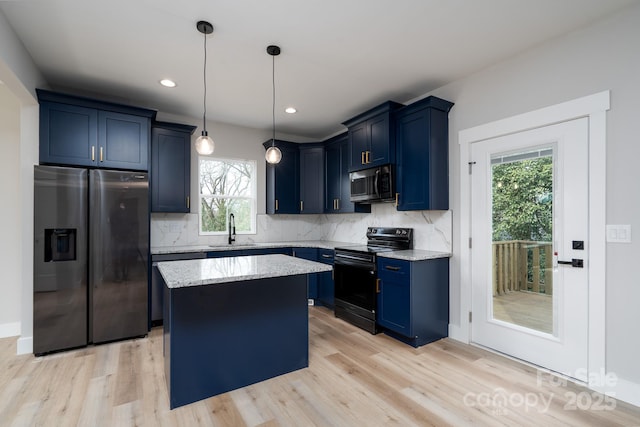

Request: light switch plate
left=606, top=224, right=631, bottom=243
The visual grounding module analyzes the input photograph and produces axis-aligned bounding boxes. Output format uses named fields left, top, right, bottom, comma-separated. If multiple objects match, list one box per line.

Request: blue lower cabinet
left=316, top=249, right=335, bottom=308
left=376, top=257, right=449, bottom=347
left=292, top=248, right=319, bottom=299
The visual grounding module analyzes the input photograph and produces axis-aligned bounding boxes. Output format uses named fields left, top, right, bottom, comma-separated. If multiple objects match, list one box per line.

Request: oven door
left=333, top=252, right=379, bottom=333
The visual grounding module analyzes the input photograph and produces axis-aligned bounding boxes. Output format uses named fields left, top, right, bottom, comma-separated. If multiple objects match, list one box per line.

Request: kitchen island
left=157, top=254, right=332, bottom=409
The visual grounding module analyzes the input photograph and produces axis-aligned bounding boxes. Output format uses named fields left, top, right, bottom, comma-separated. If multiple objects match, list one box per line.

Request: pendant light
left=265, top=45, right=282, bottom=164
left=194, top=20, right=215, bottom=156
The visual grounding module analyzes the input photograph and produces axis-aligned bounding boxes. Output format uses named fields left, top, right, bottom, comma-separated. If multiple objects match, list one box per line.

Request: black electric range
left=333, top=227, right=413, bottom=333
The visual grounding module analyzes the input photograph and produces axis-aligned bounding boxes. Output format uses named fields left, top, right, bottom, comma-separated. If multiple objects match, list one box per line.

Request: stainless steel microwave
left=349, top=164, right=394, bottom=203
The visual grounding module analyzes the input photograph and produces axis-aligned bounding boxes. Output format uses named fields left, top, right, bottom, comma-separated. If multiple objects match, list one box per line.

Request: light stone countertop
left=151, top=240, right=354, bottom=255
left=158, top=254, right=333, bottom=289
left=378, top=249, right=452, bottom=261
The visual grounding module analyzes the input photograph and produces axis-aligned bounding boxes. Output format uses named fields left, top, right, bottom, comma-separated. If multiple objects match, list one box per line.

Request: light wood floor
left=1, top=306, right=639, bottom=427
left=493, top=291, right=553, bottom=333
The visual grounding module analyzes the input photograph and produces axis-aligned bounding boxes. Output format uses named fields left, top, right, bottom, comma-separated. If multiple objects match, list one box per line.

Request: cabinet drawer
left=377, top=258, right=409, bottom=277
left=318, top=249, right=334, bottom=264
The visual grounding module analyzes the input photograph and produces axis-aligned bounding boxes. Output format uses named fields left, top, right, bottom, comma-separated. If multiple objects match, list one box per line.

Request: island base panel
left=164, top=275, right=309, bottom=409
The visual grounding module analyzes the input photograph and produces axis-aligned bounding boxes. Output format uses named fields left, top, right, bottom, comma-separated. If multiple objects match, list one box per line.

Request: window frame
left=198, top=156, right=257, bottom=236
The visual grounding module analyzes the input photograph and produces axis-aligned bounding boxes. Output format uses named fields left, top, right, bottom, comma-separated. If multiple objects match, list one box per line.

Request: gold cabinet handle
left=395, top=192, right=399, bottom=207
left=275, top=199, right=279, bottom=211
left=186, top=196, right=190, bottom=209
left=336, top=198, right=340, bottom=210
left=300, top=200, right=304, bottom=212
left=366, top=151, right=371, bottom=164
left=91, top=146, right=96, bottom=161
left=361, top=151, right=365, bottom=165
left=376, top=278, right=381, bottom=293
left=99, top=146, right=104, bottom=162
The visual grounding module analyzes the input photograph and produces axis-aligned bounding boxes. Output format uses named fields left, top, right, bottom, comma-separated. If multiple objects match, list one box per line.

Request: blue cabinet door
left=317, top=249, right=335, bottom=308
left=151, top=123, right=195, bottom=213
left=299, top=145, right=324, bottom=214
left=99, top=111, right=150, bottom=171
left=395, top=96, right=453, bottom=211
left=39, top=102, right=98, bottom=167
left=324, top=140, right=341, bottom=212
left=377, top=258, right=412, bottom=336
left=293, top=248, right=318, bottom=299
left=368, top=113, right=394, bottom=166
left=348, top=121, right=369, bottom=171
left=265, top=140, right=299, bottom=214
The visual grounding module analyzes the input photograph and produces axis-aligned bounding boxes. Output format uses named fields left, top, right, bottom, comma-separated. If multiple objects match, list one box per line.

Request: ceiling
left=1, top=0, right=636, bottom=140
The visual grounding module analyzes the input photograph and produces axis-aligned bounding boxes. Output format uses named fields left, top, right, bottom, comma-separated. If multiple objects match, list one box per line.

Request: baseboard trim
left=594, top=377, right=640, bottom=409
left=0, top=321, right=20, bottom=338
left=17, top=335, right=32, bottom=355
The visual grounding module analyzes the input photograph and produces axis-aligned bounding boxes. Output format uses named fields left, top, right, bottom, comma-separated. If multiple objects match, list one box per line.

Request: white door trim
left=455, top=91, right=609, bottom=387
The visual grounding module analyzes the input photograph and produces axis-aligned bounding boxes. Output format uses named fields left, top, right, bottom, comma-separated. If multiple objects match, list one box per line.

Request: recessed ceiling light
left=160, top=79, right=177, bottom=88
left=285, top=107, right=297, bottom=114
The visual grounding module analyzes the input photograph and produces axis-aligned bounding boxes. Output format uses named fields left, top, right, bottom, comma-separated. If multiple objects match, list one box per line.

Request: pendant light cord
left=272, top=53, right=276, bottom=146
left=203, top=30, right=208, bottom=133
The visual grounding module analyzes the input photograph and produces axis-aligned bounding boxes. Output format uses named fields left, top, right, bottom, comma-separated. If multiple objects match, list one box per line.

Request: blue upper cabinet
left=299, top=144, right=324, bottom=214
left=99, top=111, right=150, bottom=170
left=324, top=133, right=370, bottom=214
left=343, top=101, right=403, bottom=172
left=395, top=96, right=454, bottom=211
left=151, top=122, right=196, bottom=213
left=264, top=140, right=300, bottom=214
left=37, top=89, right=156, bottom=171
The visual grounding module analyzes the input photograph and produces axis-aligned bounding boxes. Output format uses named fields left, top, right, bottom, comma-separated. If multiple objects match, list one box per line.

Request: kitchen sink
left=209, top=243, right=257, bottom=248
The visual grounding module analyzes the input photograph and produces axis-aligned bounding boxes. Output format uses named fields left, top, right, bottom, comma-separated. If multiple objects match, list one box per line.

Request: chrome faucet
left=228, top=213, right=236, bottom=245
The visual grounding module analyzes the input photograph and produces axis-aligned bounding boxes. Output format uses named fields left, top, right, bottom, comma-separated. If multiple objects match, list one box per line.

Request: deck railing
left=492, top=240, right=553, bottom=296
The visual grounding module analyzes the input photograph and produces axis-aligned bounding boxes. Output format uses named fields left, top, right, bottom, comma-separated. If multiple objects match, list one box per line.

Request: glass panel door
left=491, top=148, right=554, bottom=334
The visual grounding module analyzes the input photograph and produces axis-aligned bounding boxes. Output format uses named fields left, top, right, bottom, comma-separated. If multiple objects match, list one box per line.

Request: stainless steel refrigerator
left=33, top=165, right=149, bottom=355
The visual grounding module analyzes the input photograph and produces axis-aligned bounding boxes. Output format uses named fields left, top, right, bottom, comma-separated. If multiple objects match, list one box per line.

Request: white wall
left=429, top=3, right=640, bottom=388
left=0, top=8, right=45, bottom=352
left=0, top=84, right=21, bottom=337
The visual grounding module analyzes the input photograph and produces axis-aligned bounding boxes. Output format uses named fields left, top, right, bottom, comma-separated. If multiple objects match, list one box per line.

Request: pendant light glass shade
left=195, top=20, right=215, bottom=156
left=265, top=45, right=282, bottom=164
left=265, top=145, right=282, bottom=164
left=195, top=132, right=214, bottom=155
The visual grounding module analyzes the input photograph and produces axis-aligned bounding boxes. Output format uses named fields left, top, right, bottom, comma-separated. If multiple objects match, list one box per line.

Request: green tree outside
left=492, top=156, right=553, bottom=242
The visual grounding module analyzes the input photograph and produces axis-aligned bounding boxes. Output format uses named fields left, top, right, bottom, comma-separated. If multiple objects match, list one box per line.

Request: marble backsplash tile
left=151, top=205, right=452, bottom=253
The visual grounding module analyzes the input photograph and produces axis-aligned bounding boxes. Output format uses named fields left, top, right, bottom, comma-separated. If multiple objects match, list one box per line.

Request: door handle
left=558, top=259, right=584, bottom=268
left=186, top=196, right=190, bottom=209
left=275, top=199, right=279, bottom=211
left=91, top=146, right=96, bottom=161
left=395, top=193, right=399, bottom=207
left=554, top=251, right=584, bottom=268
left=361, top=151, right=365, bottom=165
left=384, top=265, right=401, bottom=271
left=366, top=151, right=371, bottom=164
left=336, top=198, right=339, bottom=210
left=99, top=146, right=104, bottom=162
left=376, top=278, right=381, bottom=293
